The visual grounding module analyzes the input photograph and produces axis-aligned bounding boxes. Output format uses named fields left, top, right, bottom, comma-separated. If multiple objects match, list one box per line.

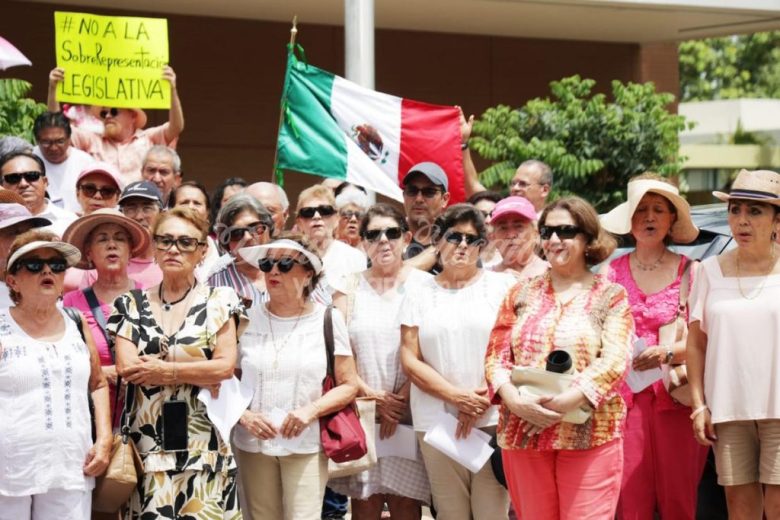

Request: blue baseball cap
left=118, top=181, right=163, bottom=206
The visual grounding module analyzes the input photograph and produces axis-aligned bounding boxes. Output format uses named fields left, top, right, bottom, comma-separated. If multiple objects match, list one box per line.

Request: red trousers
left=617, top=389, right=709, bottom=520
left=503, top=439, right=623, bottom=520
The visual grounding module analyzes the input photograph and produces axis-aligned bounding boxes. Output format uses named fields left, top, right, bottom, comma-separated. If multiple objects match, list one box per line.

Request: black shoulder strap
left=323, top=305, right=335, bottom=380
left=83, top=287, right=112, bottom=352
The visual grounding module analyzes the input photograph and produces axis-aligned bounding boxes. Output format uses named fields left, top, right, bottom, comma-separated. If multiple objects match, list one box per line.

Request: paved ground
left=345, top=506, right=434, bottom=519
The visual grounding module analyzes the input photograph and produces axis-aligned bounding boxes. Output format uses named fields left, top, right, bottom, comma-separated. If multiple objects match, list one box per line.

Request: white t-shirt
left=399, top=270, right=516, bottom=432
left=234, top=304, right=352, bottom=456
left=0, top=282, right=11, bottom=310
left=34, top=146, right=95, bottom=213
left=322, top=240, right=368, bottom=294
left=38, top=201, right=78, bottom=238
left=690, top=256, right=780, bottom=423
left=0, top=308, right=95, bottom=496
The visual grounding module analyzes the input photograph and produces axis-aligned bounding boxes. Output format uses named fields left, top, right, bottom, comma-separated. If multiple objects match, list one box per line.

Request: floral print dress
left=107, top=285, right=247, bottom=520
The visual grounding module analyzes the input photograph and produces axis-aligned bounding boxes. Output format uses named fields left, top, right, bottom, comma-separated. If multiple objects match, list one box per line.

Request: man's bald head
left=245, top=182, right=289, bottom=234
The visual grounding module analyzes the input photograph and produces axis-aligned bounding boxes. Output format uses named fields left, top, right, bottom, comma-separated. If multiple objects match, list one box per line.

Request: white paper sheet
left=375, top=424, right=418, bottom=460
left=197, top=375, right=254, bottom=443
left=625, top=338, right=664, bottom=393
left=268, top=407, right=307, bottom=451
left=423, top=412, right=494, bottom=473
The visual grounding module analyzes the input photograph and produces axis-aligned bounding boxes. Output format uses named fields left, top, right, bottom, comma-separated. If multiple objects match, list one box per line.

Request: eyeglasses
left=363, top=227, right=403, bottom=242
left=298, top=205, right=336, bottom=219
left=99, top=108, right=120, bottom=119
left=221, top=222, right=267, bottom=245
left=339, top=209, right=364, bottom=221
left=10, top=257, right=67, bottom=274
left=121, top=203, right=159, bottom=216
left=403, top=185, right=443, bottom=199
left=539, top=225, right=582, bottom=240
left=3, top=171, right=44, bottom=185
left=39, top=138, right=67, bottom=147
left=78, top=183, right=119, bottom=199
left=444, top=231, right=483, bottom=246
left=153, top=234, right=206, bottom=253
left=258, top=256, right=301, bottom=273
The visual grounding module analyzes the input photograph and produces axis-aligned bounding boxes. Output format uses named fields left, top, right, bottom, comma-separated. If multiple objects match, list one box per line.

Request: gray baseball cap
left=119, top=181, right=163, bottom=206
left=402, top=162, right=449, bottom=191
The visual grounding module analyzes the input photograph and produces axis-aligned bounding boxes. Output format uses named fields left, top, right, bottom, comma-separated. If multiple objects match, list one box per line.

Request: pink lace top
left=607, top=253, right=693, bottom=410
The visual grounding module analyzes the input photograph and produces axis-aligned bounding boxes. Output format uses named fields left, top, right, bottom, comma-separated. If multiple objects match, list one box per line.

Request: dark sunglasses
left=99, top=108, right=120, bottom=119
left=11, top=257, right=67, bottom=274
left=539, top=225, right=582, bottom=240
left=153, top=234, right=205, bottom=253
left=222, top=222, right=267, bottom=245
left=363, top=227, right=403, bottom=242
left=339, top=209, right=364, bottom=220
left=258, top=256, right=301, bottom=273
left=403, top=185, right=443, bottom=199
left=444, top=231, right=483, bottom=246
left=298, top=205, right=336, bottom=219
left=78, top=183, right=119, bottom=199
left=3, top=171, right=44, bottom=185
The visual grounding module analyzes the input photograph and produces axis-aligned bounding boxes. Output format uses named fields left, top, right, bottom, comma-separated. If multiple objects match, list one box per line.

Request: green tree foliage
left=679, top=31, right=780, bottom=101
left=0, top=79, right=47, bottom=143
left=470, top=76, right=689, bottom=211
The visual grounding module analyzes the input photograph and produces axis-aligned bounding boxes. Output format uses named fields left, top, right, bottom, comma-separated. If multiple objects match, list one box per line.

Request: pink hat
left=0, top=203, right=52, bottom=230
left=489, top=196, right=536, bottom=223
left=77, top=162, right=125, bottom=191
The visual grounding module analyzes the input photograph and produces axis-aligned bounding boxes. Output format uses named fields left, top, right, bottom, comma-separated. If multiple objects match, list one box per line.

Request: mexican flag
left=275, top=46, right=465, bottom=203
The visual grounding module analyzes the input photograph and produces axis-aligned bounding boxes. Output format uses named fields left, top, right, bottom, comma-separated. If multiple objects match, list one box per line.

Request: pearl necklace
left=736, top=248, right=776, bottom=300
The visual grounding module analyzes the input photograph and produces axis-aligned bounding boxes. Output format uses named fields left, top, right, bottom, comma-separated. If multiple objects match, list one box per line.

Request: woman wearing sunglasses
left=235, top=233, right=358, bottom=519
left=107, top=207, right=247, bottom=517
left=484, top=196, right=633, bottom=519
left=75, top=163, right=124, bottom=216
left=334, top=183, right=370, bottom=250
left=600, top=174, right=707, bottom=520
left=208, top=193, right=274, bottom=306
left=327, top=203, right=432, bottom=519
left=0, top=230, right=111, bottom=518
left=400, top=203, right=516, bottom=520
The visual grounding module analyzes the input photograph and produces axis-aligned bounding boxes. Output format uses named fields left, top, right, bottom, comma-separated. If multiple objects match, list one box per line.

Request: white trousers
left=0, top=488, right=91, bottom=520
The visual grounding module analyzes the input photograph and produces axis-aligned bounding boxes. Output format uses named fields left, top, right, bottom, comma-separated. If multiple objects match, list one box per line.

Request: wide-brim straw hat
left=713, top=169, right=780, bottom=205
left=600, top=179, right=699, bottom=244
left=62, top=208, right=150, bottom=269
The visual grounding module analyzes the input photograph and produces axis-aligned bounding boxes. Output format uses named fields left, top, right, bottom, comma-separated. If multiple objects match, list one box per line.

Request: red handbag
left=319, top=306, right=368, bottom=463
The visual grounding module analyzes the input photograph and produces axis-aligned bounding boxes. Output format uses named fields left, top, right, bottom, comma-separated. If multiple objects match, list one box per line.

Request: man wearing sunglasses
left=32, top=112, right=96, bottom=213
left=0, top=151, right=77, bottom=237
left=47, top=65, right=184, bottom=185
left=401, top=162, right=450, bottom=274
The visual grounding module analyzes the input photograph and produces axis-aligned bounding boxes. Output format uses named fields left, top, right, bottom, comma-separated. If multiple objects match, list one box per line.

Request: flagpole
left=271, top=16, right=298, bottom=184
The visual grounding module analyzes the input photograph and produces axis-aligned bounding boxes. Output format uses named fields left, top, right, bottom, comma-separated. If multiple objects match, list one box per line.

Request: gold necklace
left=633, top=249, right=665, bottom=271
left=266, top=303, right=306, bottom=370
left=736, top=248, right=776, bottom=300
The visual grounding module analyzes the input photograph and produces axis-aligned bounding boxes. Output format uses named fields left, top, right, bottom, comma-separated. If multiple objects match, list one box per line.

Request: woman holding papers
left=234, top=233, right=358, bottom=520
left=108, top=207, right=247, bottom=518
left=600, top=174, right=707, bottom=520
left=329, top=203, right=432, bottom=519
left=401, top=204, right=515, bottom=520
left=687, top=169, right=780, bottom=519
left=485, top=196, right=633, bottom=519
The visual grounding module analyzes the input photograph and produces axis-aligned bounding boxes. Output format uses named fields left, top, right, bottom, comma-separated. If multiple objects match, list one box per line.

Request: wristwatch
left=663, top=348, right=674, bottom=364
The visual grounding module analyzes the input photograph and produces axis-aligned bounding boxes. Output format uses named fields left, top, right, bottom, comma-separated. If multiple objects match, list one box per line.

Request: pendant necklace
left=159, top=282, right=195, bottom=312
left=736, top=248, right=776, bottom=300
left=633, top=249, right=665, bottom=271
left=266, top=303, right=305, bottom=370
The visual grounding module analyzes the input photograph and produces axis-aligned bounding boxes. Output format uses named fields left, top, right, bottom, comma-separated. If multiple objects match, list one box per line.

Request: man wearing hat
left=402, top=162, right=450, bottom=274
left=489, top=196, right=549, bottom=278
left=0, top=195, right=52, bottom=308
left=32, top=111, right=96, bottom=213
left=47, top=65, right=184, bottom=185
left=82, top=181, right=163, bottom=289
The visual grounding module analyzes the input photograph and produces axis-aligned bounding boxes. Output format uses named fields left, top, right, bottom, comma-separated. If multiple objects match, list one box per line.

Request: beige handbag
left=327, top=397, right=378, bottom=478
left=659, top=260, right=693, bottom=406
left=92, top=384, right=143, bottom=513
left=511, top=366, right=592, bottom=424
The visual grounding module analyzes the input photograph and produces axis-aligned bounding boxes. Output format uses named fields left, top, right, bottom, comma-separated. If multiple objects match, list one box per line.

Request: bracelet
left=689, top=405, right=708, bottom=420
left=461, top=141, right=469, bottom=150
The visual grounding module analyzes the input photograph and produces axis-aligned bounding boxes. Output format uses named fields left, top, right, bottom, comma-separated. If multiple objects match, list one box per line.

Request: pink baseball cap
left=489, top=196, right=536, bottom=223
left=0, top=203, right=52, bottom=231
left=77, top=162, right=125, bottom=191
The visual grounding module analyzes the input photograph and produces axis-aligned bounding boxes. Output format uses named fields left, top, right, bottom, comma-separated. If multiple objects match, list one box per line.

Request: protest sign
left=54, top=11, right=170, bottom=108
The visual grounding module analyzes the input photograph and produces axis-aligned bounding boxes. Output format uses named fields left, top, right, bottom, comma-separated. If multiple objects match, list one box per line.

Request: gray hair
left=249, top=181, right=289, bottom=211
left=0, top=136, right=33, bottom=157
left=215, top=193, right=275, bottom=242
left=143, top=145, right=181, bottom=173
left=335, top=186, right=370, bottom=210
left=519, top=159, right=553, bottom=186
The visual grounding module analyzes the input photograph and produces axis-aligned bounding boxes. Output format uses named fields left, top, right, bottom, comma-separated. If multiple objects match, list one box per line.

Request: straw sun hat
left=713, top=169, right=780, bottom=205
left=600, top=178, right=699, bottom=244
left=62, top=208, right=150, bottom=269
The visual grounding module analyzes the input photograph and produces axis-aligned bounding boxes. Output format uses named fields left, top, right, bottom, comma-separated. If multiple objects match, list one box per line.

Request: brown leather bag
left=659, top=260, right=692, bottom=406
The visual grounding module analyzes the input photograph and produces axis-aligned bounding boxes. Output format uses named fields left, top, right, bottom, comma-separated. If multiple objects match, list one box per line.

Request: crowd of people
left=0, top=67, right=779, bottom=520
